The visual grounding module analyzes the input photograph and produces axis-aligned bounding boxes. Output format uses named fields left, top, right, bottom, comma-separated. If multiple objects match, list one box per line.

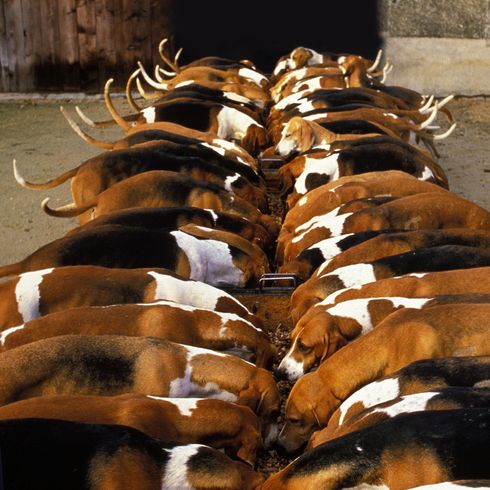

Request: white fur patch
left=170, top=231, right=244, bottom=287
left=406, top=272, right=427, bottom=279
left=141, top=106, right=156, bottom=123
left=338, top=378, right=400, bottom=425
left=277, top=336, right=305, bottom=381
left=238, top=67, right=268, bottom=86
left=146, top=396, right=201, bottom=417
left=224, top=173, right=241, bottom=191
left=326, top=263, right=377, bottom=289
left=273, top=59, right=288, bottom=76
left=200, top=141, right=227, bottom=157
left=292, top=211, right=353, bottom=244
left=216, top=105, right=259, bottom=140
left=147, top=271, right=244, bottom=312
left=421, top=166, right=435, bottom=181
left=310, top=234, right=355, bottom=275
left=175, top=80, right=194, bottom=88
left=162, top=444, right=202, bottom=489
left=294, top=154, right=339, bottom=195
left=407, top=484, right=490, bottom=490
left=295, top=207, right=340, bottom=234
left=204, top=208, right=219, bottom=223
left=371, top=391, right=436, bottom=418
left=296, top=99, right=316, bottom=114
left=15, top=268, right=54, bottom=323
left=326, top=297, right=431, bottom=332
left=304, top=112, right=328, bottom=122
left=169, top=345, right=238, bottom=401
left=223, top=91, right=250, bottom=104
left=0, top=324, right=25, bottom=346
left=273, top=90, right=309, bottom=110
left=291, top=77, right=324, bottom=94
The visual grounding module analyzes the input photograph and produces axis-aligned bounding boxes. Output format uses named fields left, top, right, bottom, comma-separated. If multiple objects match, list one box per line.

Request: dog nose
left=273, top=435, right=305, bottom=458
left=274, top=366, right=288, bottom=380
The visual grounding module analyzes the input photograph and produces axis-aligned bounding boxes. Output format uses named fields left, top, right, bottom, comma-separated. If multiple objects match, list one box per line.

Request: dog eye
left=289, top=418, right=302, bottom=426
left=297, top=341, right=311, bottom=354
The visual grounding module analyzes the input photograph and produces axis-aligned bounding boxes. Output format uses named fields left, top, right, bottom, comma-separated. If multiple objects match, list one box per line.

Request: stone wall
left=379, top=0, right=490, bottom=95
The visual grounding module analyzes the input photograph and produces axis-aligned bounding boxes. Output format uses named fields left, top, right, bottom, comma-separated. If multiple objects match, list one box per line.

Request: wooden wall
left=0, top=0, right=176, bottom=92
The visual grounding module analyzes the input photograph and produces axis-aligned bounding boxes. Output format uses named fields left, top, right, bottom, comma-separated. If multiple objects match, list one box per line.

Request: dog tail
left=104, top=78, right=133, bottom=131
left=42, top=197, right=96, bottom=218
left=60, top=106, right=115, bottom=149
left=0, top=260, right=24, bottom=279
left=13, top=159, right=79, bottom=190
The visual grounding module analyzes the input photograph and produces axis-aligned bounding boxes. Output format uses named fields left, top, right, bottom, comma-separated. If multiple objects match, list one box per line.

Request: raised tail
left=60, top=107, right=115, bottom=150
left=104, top=78, right=133, bottom=132
left=0, top=260, right=24, bottom=279
left=13, top=159, right=78, bottom=190
left=75, top=106, right=118, bottom=128
left=42, top=197, right=96, bottom=218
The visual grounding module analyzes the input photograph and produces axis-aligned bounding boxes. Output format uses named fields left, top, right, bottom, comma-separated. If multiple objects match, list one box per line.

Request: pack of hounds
left=1, top=41, right=489, bottom=489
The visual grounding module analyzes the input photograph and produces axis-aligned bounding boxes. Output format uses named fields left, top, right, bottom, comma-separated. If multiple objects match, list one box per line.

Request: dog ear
left=321, top=333, right=331, bottom=362
left=292, top=48, right=313, bottom=69
left=256, top=388, right=270, bottom=416
left=311, top=406, right=321, bottom=427
left=297, top=120, right=316, bottom=153
left=323, top=328, right=349, bottom=360
left=242, top=124, right=268, bottom=155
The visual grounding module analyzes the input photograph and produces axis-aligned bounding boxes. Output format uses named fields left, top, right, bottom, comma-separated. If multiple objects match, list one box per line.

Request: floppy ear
left=323, top=328, right=348, bottom=360
left=242, top=124, right=269, bottom=155
left=293, top=48, right=313, bottom=69
left=311, top=406, right=321, bottom=427
left=256, top=388, right=270, bottom=417
left=297, top=120, right=316, bottom=153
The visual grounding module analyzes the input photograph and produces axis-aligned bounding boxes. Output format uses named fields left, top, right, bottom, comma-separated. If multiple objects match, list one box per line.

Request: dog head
left=276, top=312, right=348, bottom=382
left=275, top=117, right=315, bottom=158
left=276, top=372, right=334, bottom=455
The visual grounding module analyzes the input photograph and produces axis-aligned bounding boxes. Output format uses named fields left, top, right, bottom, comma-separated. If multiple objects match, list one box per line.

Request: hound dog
left=278, top=294, right=490, bottom=381
left=0, top=334, right=281, bottom=431
left=0, top=266, right=259, bottom=330
left=0, top=224, right=270, bottom=288
left=14, top=140, right=267, bottom=210
left=310, top=386, right=490, bottom=446
left=325, top=355, right=490, bottom=440
left=282, top=192, right=490, bottom=264
left=286, top=244, right=490, bottom=316
left=278, top=303, right=490, bottom=453
left=66, top=206, right=273, bottom=249
left=265, top=409, right=490, bottom=489
left=0, top=299, right=275, bottom=367
left=41, top=170, right=279, bottom=235
left=0, top=418, right=264, bottom=489
left=0, top=394, right=263, bottom=465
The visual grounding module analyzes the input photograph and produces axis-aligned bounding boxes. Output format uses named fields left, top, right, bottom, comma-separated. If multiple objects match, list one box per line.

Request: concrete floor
left=0, top=96, right=489, bottom=267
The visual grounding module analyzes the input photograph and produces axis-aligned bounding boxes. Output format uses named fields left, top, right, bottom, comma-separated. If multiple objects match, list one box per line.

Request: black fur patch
left=285, top=409, right=490, bottom=486
left=318, top=119, right=390, bottom=135
left=295, top=248, right=325, bottom=272
left=303, top=172, right=330, bottom=192
left=0, top=418, right=165, bottom=490
left=373, top=245, right=490, bottom=277
left=399, top=356, right=490, bottom=389
left=336, top=229, right=404, bottom=252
